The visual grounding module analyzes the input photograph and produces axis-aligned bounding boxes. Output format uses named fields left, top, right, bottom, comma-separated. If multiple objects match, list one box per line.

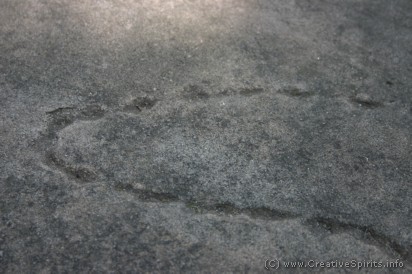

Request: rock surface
left=0, top=0, right=411, bottom=272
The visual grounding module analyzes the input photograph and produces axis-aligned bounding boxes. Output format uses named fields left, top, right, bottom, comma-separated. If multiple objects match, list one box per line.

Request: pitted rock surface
left=1, top=0, right=411, bottom=272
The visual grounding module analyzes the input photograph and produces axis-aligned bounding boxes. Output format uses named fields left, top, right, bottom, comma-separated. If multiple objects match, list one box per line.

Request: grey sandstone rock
left=0, top=0, right=411, bottom=273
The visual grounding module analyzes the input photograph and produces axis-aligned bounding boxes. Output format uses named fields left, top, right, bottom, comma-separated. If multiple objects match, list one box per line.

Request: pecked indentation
left=45, top=152, right=98, bottom=183
left=122, top=97, right=158, bottom=114
left=350, top=93, right=384, bottom=108
left=278, top=86, right=314, bottom=97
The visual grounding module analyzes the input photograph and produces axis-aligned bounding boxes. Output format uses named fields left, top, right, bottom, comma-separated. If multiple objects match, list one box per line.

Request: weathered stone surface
left=1, top=0, right=411, bottom=272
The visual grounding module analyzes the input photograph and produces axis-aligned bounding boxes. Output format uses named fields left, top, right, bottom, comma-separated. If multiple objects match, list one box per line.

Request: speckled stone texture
left=0, top=0, right=411, bottom=273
